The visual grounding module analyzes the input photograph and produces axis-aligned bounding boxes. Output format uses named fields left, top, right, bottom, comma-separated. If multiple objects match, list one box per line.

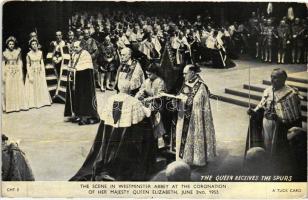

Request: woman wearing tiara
left=2, top=36, right=28, bottom=112
left=25, top=38, right=52, bottom=108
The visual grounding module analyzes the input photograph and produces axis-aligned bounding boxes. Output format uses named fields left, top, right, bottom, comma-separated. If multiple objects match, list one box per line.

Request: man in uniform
left=193, top=15, right=203, bottom=30
left=50, top=31, right=66, bottom=75
left=66, top=31, right=76, bottom=55
left=92, top=23, right=104, bottom=45
left=291, top=18, right=305, bottom=64
left=45, top=31, right=70, bottom=102
left=248, top=12, right=260, bottom=58
left=258, top=17, right=267, bottom=61
left=263, top=19, right=277, bottom=63
left=277, top=20, right=290, bottom=64
left=97, top=36, right=119, bottom=91
left=75, top=28, right=84, bottom=41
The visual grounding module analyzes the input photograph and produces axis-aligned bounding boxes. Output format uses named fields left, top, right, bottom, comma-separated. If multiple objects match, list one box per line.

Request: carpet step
left=225, top=88, right=262, bottom=101
left=288, top=72, right=308, bottom=84
left=213, top=93, right=307, bottom=122
left=243, top=84, right=307, bottom=101
left=243, top=83, right=266, bottom=92
left=226, top=87, right=307, bottom=111
left=288, top=76, right=308, bottom=84
left=211, top=93, right=259, bottom=108
left=263, top=80, right=308, bottom=93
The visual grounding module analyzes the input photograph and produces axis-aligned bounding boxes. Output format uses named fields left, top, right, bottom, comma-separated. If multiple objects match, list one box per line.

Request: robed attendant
left=115, top=47, right=145, bottom=96
left=171, top=32, right=191, bottom=68
left=138, top=33, right=161, bottom=61
left=49, top=31, right=66, bottom=75
left=64, top=41, right=99, bottom=125
left=246, top=69, right=302, bottom=158
left=48, top=31, right=71, bottom=102
left=80, top=29, right=100, bottom=86
left=173, top=64, right=216, bottom=166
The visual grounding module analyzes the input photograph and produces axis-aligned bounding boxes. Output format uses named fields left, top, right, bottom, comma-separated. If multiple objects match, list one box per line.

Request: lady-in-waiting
left=2, top=36, right=28, bottom=112
left=25, top=38, right=52, bottom=108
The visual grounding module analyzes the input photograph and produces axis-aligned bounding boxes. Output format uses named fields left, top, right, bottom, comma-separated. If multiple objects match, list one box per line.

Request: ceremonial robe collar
left=269, top=85, right=297, bottom=102
left=185, top=75, right=201, bottom=88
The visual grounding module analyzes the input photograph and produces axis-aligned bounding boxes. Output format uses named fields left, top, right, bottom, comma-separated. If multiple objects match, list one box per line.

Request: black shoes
left=66, top=116, right=100, bottom=125
left=71, top=117, right=81, bottom=123
left=88, top=118, right=100, bottom=124
left=78, top=118, right=100, bottom=126
left=78, top=120, right=88, bottom=126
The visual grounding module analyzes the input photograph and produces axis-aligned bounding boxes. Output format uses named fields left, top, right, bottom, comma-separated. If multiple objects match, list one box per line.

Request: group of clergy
left=67, top=42, right=217, bottom=180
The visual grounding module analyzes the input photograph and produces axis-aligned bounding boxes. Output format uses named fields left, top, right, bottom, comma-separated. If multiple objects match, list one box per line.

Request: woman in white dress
left=25, top=38, right=52, bottom=108
left=2, top=36, right=28, bottom=112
